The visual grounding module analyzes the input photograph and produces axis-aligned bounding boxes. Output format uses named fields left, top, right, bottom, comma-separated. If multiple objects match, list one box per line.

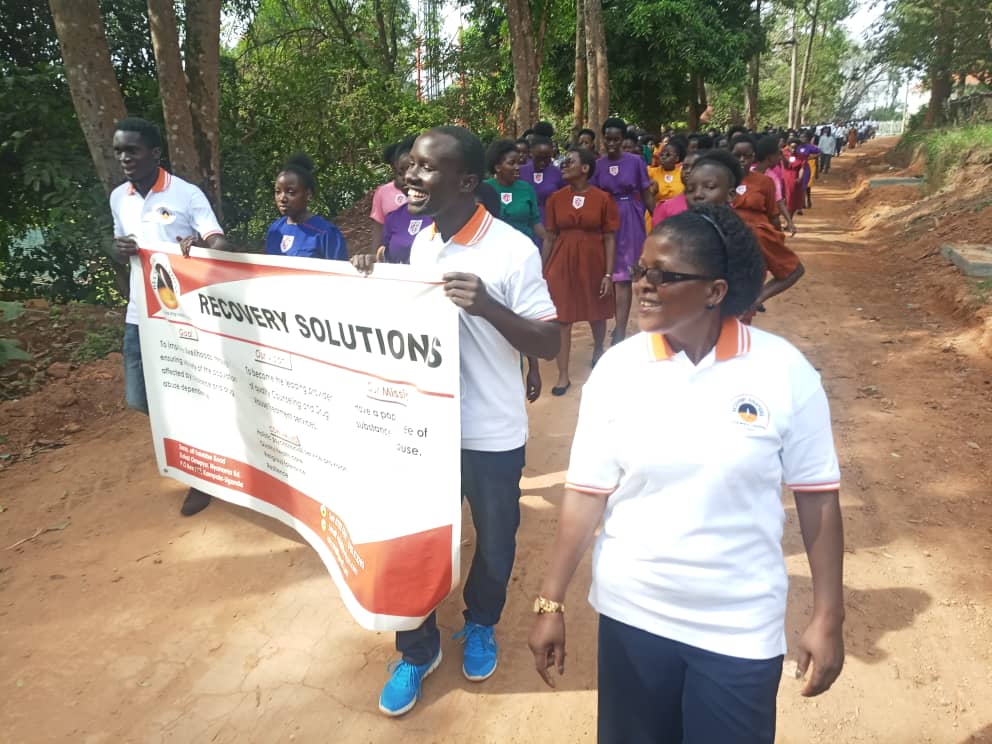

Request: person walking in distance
left=353, top=126, right=560, bottom=717
left=110, top=117, right=233, bottom=516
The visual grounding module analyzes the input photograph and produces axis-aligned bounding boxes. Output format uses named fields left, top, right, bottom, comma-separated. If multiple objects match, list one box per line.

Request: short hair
left=530, top=135, right=553, bottom=150
left=578, top=128, right=596, bottom=141
left=688, top=133, right=714, bottom=150
left=731, top=134, right=758, bottom=153
left=664, top=136, right=688, bottom=161
left=569, top=147, right=597, bottom=178
left=475, top=180, right=502, bottom=217
left=429, top=125, right=485, bottom=182
left=727, top=125, right=749, bottom=141
left=521, top=128, right=535, bottom=139
left=622, top=131, right=639, bottom=144
left=653, top=204, right=765, bottom=317
left=533, top=121, right=555, bottom=138
left=755, top=136, right=780, bottom=162
left=486, top=138, right=519, bottom=174
left=602, top=117, right=627, bottom=135
left=393, top=134, right=418, bottom=164
left=693, top=149, right=744, bottom=188
left=114, top=117, right=163, bottom=149
left=382, top=141, right=398, bottom=166
left=280, top=153, right=316, bottom=192
left=516, top=137, right=530, bottom=147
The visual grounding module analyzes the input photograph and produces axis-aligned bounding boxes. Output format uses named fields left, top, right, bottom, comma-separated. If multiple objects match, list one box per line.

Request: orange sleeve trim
left=201, top=230, right=224, bottom=239
left=565, top=481, right=616, bottom=495
left=790, top=481, right=840, bottom=492
left=536, top=312, right=559, bottom=321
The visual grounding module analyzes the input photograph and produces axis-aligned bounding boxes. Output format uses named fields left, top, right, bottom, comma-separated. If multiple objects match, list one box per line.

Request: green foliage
left=73, top=324, right=125, bottom=362
left=0, top=339, right=30, bottom=365
left=0, top=301, right=24, bottom=322
left=895, top=123, right=992, bottom=188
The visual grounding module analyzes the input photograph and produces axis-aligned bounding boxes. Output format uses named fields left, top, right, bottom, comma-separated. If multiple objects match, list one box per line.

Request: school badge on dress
left=572, top=195, right=586, bottom=209
left=280, top=234, right=295, bottom=253
left=501, top=192, right=513, bottom=205
left=609, top=165, right=619, bottom=177
left=534, top=172, right=544, bottom=184
left=664, top=174, right=674, bottom=183
left=407, top=219, right=422, bottom=236
left=736, top=184, right=748, bottom=195
left=394, top=192, right=407, bottom=206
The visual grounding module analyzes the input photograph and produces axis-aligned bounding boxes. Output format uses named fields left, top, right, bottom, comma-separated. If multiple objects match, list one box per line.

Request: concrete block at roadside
left=941, top=244, right=992, bottom=278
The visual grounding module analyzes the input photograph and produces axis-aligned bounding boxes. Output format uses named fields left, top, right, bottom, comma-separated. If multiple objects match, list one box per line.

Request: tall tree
left=504, top=0, right=540, bottom=134
left=47, top=0, right=127, bottom=195
left=573, top=0, right=586, bottom=133
left=146, top=0, right=201, bottom=182
left=743, top=0, right=763, bottom=129
left=584, top=0, right=608, bottom=128
left=185, top=0, right=224, bottom=219
left=794, top=0, right=821, bottom=126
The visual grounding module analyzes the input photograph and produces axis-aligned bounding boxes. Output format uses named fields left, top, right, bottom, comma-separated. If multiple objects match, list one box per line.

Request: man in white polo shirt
left=354, top=125, right=559, bottom=716
left=110, top=117, right=231, bottom=516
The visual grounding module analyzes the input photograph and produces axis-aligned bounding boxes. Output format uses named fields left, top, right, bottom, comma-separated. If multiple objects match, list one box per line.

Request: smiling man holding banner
left=355, top=125, right=560, bottom=716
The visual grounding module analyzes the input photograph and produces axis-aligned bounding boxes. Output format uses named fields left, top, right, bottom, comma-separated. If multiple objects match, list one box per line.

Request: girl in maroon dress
left=542, top=148, right=618, bottom=394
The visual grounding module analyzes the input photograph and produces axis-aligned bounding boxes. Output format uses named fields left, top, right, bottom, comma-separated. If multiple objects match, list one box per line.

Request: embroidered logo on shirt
left=730, top=395, right=770, bottom=432
left=572, top=195, right=586, bottom=209
left=664, top=174, right=674, bottom=183
left=736, top=184, right=748, bottom=195
left=501, top=192, right=513, bottom=205
left=407, top=219, right=423, bottom=236
left=280, top=234, right=295, bottom=253
left=153, top=206, right=177, bottom=224
left=534, top=172, right=544, bottom=184
left=394, top=192, right=407, bottom=206
left=609, top=165, right=619, bottom=177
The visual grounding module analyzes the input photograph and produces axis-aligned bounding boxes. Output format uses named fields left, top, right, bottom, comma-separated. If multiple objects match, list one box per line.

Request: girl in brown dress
left=542, top=148, right=619, bottom=395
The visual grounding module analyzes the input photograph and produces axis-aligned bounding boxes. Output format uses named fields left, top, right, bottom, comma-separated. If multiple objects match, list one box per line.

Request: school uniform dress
left=265, top=215, right=347, bottom=260
left=543, top=186, right=618, bottom=323
left=379, top=204, right=432, bottom=264
left=369, top=181, right=408, bottom=226
left=566, top=318, right=840, bottom=744
left=782, top=151, right=806, bottom=215
left=110, top=167, right=223, bottom=413
left=483, top=178, right=541, bottom=244
left=519, top=161, right=564, bottom=224
left=591, top=153, right=651, bottom=282
left=732, top=171, right=800, bottom=282
left=651, top=193, right=688, bottom=227
left=647, top=164, right=684, bottom=204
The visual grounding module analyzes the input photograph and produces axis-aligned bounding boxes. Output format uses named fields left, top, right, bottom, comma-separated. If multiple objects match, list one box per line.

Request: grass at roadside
left=894, top=124, right=992, bottom=190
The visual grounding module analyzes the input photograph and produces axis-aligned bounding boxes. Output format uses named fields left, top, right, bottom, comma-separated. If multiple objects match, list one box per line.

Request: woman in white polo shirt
left=528, top=203, right=845, bottom=744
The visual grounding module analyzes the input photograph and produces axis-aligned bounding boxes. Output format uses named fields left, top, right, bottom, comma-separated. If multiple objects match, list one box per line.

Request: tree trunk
left=504, top=0, right=539, bottom=135
left=184, top=0, right=224, bottom=218
left=48, top=0, right=127, bottom=195
left=146, top=0, right=201, bottom=184
left=787, top=6, right=798, bottom=128
left=584, top=0, right=608, bottom=127
left=924, top=9, right=954, bottom=128
left=687, top=72, right=707, bottom=130
left=573, top=0, right=586, bottom=137
left=794, top=0, right=820, bottom=128
left=743, top=0, right=761, bottom=129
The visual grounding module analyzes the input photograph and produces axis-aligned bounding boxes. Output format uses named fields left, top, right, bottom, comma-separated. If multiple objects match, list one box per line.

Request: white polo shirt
left=410, top=205, right=557, bottom=451
left=566, top=318, right=840, bottom=660
left=110, top=168, right=223, bottom=325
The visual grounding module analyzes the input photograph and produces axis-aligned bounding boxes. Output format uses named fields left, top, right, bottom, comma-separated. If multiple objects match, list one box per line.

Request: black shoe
left=551, top=383, right=571, bottom=396
left=180, top=488, right=212, bottom=516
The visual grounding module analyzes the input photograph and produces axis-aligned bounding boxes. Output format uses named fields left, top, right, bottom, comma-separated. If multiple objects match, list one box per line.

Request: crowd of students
left=110, top=115, right=844, bottom=743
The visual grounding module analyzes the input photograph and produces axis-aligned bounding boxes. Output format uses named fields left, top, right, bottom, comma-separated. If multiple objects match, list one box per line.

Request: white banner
left=133, top=243, right=461, bottom=630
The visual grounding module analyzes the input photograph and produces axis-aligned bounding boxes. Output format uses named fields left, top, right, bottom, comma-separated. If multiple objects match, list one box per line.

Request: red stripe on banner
left=163, top=438, right=452, bottom=618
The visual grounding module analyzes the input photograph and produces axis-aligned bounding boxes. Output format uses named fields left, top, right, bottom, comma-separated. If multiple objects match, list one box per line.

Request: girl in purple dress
left=797, top=133, right=821, bottom=210
left=519, top=135, right=564, bottom=227
left=591, top=117, right=655, bottom=344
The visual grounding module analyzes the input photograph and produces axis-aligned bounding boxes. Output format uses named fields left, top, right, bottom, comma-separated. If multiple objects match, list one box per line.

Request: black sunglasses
left=630, top=264, right=718, bottom=286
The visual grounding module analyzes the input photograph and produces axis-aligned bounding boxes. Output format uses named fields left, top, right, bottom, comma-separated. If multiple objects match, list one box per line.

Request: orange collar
left=648, top=317, right=751, bottom=362
left=429, top=204, right=493, bottom=246
left=127, top=167, right=170, bottom=196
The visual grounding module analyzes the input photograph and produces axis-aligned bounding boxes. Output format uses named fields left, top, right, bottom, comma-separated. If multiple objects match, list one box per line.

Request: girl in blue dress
left=266, top=154, right=348, bottom=260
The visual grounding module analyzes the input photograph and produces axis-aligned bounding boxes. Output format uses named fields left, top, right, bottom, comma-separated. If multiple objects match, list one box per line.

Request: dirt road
left=2, top=139, right=991, bottom=743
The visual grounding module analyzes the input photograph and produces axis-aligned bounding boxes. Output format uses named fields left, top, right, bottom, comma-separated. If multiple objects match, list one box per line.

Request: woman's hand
left=528, top=612, right=566, bottom=688
left=375, top=245, right=386, bottom=262
left=351, top=254, right=376, bottom=275
left=599, top=275, right=613, bottom=298
left=796, top=616, right=844, bottom=697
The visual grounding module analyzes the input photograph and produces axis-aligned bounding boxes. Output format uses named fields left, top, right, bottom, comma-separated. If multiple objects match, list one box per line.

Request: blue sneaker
left=453, top=622, right=497, bottom=682
left=378, top=650, right=442, bottom=717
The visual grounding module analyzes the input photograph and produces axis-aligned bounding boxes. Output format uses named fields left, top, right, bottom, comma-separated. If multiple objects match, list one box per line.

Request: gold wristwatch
left=533, top=596, right=565, bottom=615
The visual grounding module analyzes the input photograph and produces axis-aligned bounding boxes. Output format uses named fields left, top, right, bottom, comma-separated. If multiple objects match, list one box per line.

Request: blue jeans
left=396, top=446, right=526, bottom=664
left=597, top=615, right=783, bottom=744
left=123, top=323, right=149, bottom=415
